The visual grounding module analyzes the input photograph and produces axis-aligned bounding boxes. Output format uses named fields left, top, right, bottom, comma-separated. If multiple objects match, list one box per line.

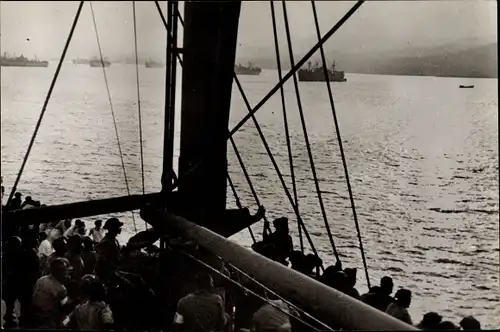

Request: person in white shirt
left=385, top=288, right=413, bottom=325
left=89, top=220, right=105, bottom=243
left=38, top=232, right=54, bottom=259
left=64, top=220, right=84, bottom=238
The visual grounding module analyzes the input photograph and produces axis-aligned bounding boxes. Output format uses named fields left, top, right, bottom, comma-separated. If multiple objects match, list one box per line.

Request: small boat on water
left=89, top=57, right=111, bottom=67
left=234, top=62, right=262, bottom=75
left=459, top=85, right=474, bottom=89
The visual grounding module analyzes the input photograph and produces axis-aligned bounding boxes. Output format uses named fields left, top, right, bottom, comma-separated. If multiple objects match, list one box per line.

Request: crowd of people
left=0, top=191, right=484, bottom=331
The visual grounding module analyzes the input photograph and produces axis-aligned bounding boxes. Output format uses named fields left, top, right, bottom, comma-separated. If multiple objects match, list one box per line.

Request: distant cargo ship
left=145, top=60, right=165, bottom=68
left=89, top=58, right=111, bottom=67
left=234, top=62, right=261, bottom=75
left=298, top=61, right=346, bottom=82
left=0, top=53, right=48, bottom=68
left=73, top=57, right=89, bottom=65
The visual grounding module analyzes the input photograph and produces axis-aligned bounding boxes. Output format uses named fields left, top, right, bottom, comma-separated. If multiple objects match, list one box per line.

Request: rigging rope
left=226, top=262, right=334, bottom=331
left=268, top=0, right=303, bottom=253
left=229, top=136, right=271, bottom=236
left=229, top=1, right=365, bottom=138
left=233, top=76, right=323, bottom=269
left=227, top=173, right=256, bottom=243
left=132, top=1, right=148, bottom=230
left=281, top=0, right=340, bottom=262
left=181, top=250, right=325, bottom=331
left=6, top=1, right=85, bottom=207
left=309, top=0, right=370, bottom=288
left=89, top=1, right=137, bottom=233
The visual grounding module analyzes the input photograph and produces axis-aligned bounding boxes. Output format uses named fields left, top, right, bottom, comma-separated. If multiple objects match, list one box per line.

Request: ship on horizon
left=89, top=57, right=111, bottom=67
left=0, top=52, right=49, bottom=68
left=234, top=62, right=262, bottom=75
left=73, top=57, right=90, bottom=65
left=298, top=60, right=347, bottom=82
left=145, top=59, right=165, bottom=68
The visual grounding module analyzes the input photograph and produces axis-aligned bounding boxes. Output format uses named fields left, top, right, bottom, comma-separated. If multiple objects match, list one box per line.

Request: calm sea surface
left=1, top=64, right=498, bottom=328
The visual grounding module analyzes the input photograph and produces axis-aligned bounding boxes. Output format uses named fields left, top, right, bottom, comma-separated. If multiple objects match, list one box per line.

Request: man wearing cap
left=95, top=218, right=123, bottom=267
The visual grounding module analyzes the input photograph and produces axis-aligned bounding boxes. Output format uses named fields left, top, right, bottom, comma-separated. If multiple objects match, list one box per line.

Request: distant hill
left=237, top=40, right=498, bottom=79
left=338, top=42, right=497, bottom=78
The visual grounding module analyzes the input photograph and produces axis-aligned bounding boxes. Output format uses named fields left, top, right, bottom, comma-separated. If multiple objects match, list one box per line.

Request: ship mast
left=176, top=1, right=241, bottom=225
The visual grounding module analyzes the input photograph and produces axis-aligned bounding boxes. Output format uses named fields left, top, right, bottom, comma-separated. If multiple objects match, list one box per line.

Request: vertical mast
left=177, top=1, right=241, bottom=224
left=161, top=0, right=179, bottom=195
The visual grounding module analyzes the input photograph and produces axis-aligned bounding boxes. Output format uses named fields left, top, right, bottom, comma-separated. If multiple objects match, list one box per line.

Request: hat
left=273, top=217, right=288, bottom=227
left=103, top=217, right=124, bottom=230
left=15, top=192, right=22, bottom=197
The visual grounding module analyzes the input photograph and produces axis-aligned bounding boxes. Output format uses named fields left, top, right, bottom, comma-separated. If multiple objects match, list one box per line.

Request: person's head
left=95, top=220, right=102, bottom=229
left=68, top=235, right=83, bottom=254
left=34, top=201, right=41, bottom=207
left=380, top=276, right=394, bottom=295
left=438, top=321, right=459, bottom=330
left=6, top=236, right=22, bottom=252
left=459, top=316, right=481, bottom=330
left=79, top=274, right=97, bottom=300
left=39, top=232, right=48, bottom=242
left=344, top=268, right=357, bottom=287
left=14, top=192, right=22, bottom=198
left=273, top=217, right=289, bottom=233
left=83, top=236, right=94, bottom=252
left=25, top=196, right=33, bottom=202
left=64, top=219, right=72, bottom=229
left=50, top=257, right=70, bottom=283
left=103, top=217, right=123, bottom=236
left=53, top=236, right=68, bottom=254
left=395, top=288, right=412, bottom=308
left=418, top=312, right=442, bottom=329
left=88, top=280, right=106, bottom=302
left=196, top=273, right=214, bottom=291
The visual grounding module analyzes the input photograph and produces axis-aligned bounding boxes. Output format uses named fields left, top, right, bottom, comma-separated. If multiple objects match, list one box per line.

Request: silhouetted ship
left=0, top=53, right=48, bottom=68
left=89, top=58, right=111, bottom=67
left=73, top=58, right=89, bottom=65
left=145, top=60, right=165, bottom=68
left=298, top=60, right=347, bottom=82
left=459, top=85, right=474, bottom=89
left=234, top=62, right=262, bottom=75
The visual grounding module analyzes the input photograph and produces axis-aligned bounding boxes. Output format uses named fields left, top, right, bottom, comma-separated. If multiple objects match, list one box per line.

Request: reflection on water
left=1, top=65, right=498, bottom=328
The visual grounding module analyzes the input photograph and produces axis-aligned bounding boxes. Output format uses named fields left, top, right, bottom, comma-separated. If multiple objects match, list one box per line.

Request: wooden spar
left=2, top=193, right=160, bottom=226
left=140, top=208, right=418, bottom=331
left=177, top=1, right=241, bottom=222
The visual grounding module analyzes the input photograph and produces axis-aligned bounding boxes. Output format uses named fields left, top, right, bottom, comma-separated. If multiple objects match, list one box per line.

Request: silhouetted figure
left=437, top=321, right=460, bottom=330
left=385, top=288, right=413, bottom=325
left=21, top=195, right=36, bottom=209
left=66, top=235, right=85, bottom=280
left=82, top=236, right=97, bottom=275
left=459, top=316, right=481, bottom=330
left=416, top=312, right=442, bottom=330
left=261, top=217, right=293, bottom=265
left=38, top=231, right=53, bottom=260
left=360, top=276, right=395, bottom=312
left=344, top=268, right=360, bottom=300
left=89, top=220, right=105, bottom=243
left=174, top=274, right=227, bottom=332
left=64, top=219, right=84, bottom=238
left=95, top=217, right=123, bottom=268
left=45, top=237, right=69, bottom=274
left=32, top=258, right=71, bottom=328
left=64, top=280, right=114, bottom=329
left=10, top=192, right=22, bottom=210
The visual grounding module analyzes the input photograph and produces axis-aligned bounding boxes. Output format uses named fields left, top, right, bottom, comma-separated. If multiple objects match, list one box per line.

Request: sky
left=0, top=1, right=497, bottom=61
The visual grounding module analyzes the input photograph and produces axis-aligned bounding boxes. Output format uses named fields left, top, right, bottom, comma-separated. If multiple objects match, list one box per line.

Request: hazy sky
left=0, top=1, right=497, bottom=61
